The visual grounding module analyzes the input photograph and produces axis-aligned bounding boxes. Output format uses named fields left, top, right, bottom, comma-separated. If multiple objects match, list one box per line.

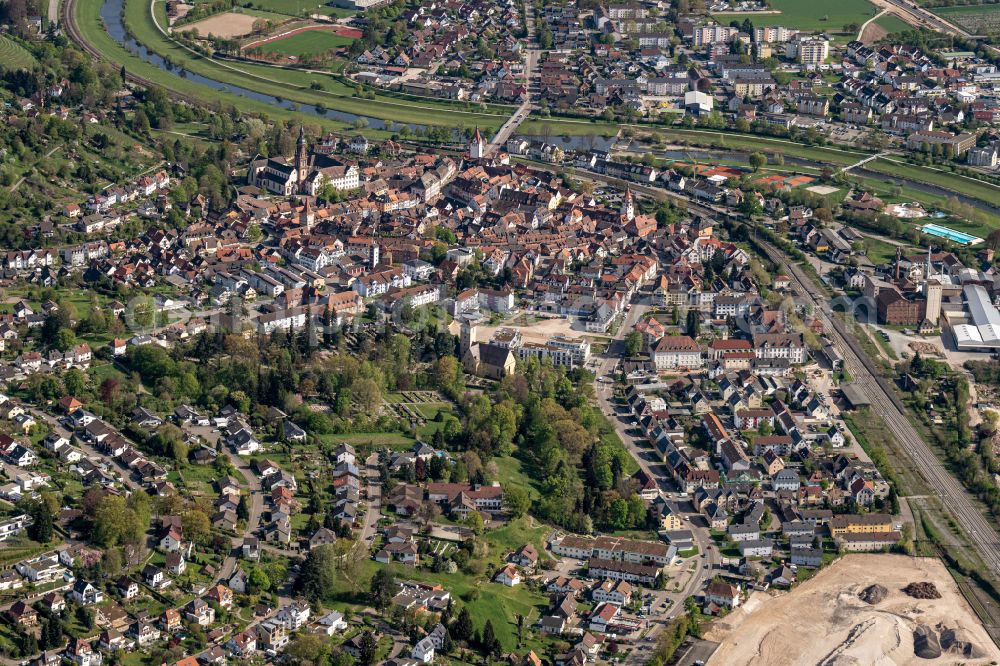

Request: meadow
left=713, top=0, right=879, bottom=31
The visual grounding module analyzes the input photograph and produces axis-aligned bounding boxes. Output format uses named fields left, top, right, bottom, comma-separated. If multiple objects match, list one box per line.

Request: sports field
left=181, top=12, right=259, bottom=38
left=0, top=35, right=37, bottom=71
left=713, top=0, right=878, bottom=31
left=259, top=29, right=354, bottom=56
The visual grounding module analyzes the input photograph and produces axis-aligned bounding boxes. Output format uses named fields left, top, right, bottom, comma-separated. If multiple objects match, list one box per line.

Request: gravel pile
left=903, top=582, right=942, bottom=599
left=858, top=584, right=888, bottom=604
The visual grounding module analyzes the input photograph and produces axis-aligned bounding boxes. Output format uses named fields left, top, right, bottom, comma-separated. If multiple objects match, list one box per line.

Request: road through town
left=589, top=302, right=719, bottom=663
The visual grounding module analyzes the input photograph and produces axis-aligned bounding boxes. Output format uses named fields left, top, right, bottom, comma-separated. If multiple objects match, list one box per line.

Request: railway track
left=760, top=241, right=1000, bottom=578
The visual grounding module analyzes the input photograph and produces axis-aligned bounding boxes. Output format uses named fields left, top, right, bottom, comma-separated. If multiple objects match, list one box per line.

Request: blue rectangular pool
left=920, top=223, right=982, bottom=246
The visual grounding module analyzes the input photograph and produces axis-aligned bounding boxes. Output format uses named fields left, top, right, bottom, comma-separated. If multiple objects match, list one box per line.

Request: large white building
left=516, top=336, right=591, bottom=369
left=951, top=284, right=1000, bottom=350
left=651, top=335, right=702, bottom=370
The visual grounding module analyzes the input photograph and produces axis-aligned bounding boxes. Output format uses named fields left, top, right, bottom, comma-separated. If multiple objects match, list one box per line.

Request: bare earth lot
left=706, top=554, right=1000, bottom=666
left=448, top=314, right=588, bottom=345
left=180, top=12, right=260, bottom=38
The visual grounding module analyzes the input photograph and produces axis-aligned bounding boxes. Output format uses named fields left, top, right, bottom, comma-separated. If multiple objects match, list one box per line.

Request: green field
left=244, top=0, right=330, bottom=15
left=873, top=14, right=911, bottom=34
left=0, top=35, right=37, bottom=71
left=260, top=29, right=355, bottom=57
left=864, top=158, right=1000, bottom=217
left=713, top=0, right=878, bottom=31
left=315, top=5, right=357, bottom=17
left=240, top=7, right=295, bottom=21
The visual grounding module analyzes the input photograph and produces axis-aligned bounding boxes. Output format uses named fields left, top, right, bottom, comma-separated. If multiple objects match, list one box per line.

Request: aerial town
left=0, top=0, right=999, bottom=664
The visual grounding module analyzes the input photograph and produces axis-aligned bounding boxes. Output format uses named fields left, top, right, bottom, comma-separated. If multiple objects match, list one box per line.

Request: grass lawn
left=862, top=237, right=905, bottom=265
left=244, top=0, right=328, bottom=15
left=316, top=431, right=416, bottom=450
left=240, top=7, right=295, bottom=20
left=864, top=158, right=1000, bottom=216
left=873, top=13, right=910, bottom=34
left=330, top=557, right=549, bottom=652
left=315, top=5, right=356, bottom=17
left=176, top=462, right=224, bottom=495
left=411, top=403, right=451, bottom=420
left=493, top=453, right=544, bottom=502
left=0, top=35, right=37, bottom=71
left=713, top=0, right=878, bottom=32
left=259, top=29, right=355, bottom=57
left=484, top=517, right=552, bottom=556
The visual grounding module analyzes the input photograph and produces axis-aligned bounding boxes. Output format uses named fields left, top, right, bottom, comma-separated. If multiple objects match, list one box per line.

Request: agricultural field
left=929, top=3, right=1000, bottom=34
left=0, top=35, right=37, bottom=71
left=712, top=0, right=879, bottom=32
left=242, top=0, right=333, bottom=16
left=257, top=28, right=355, bottom=57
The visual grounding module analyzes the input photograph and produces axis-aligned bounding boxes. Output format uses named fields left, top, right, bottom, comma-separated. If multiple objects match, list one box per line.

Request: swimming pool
left=919, top=223, right=983, bottom=246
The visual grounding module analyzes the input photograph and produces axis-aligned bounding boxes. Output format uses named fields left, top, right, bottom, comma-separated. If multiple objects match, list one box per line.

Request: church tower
left=295, top=126, right=309, bottom=191
left=300, top=198, right=314, bottom=229
left=459, top=316, right=477, bottom=353
left=621, top=187, right=635, bottom=221
left=469, top=127, right=485, bottom=160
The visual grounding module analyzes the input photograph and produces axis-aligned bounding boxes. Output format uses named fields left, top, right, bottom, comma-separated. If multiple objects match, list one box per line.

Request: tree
left=739, top=194, right=763, bottom=218
left=297, top=543, right=338, bottom=602
left=748, top=151, right=767, bottom=172
left=480, top=619, right=501, bottom=658
left=249, top=567, right=271, bottom=593
left=503, top=485, right=531, bottom=519
left=624, top=330, right=643, bottom=357
left=92, top=495, right=147, bottom=547
left=26, top=499, right=54, bottom=542
left=686, top=309, right=700, bottom=338
left=55, top=327, right=77, bottom=352
left=182, top=510, right=211, bottom=544
left=370, top=568, right=396, bottom=612
left=453, top=607, right=474, bottom=641
left=64, top=368, right=87, bottom=396
left=357, top=631, right=378, bottom=666
left=237, top=495, right=250, bottom=521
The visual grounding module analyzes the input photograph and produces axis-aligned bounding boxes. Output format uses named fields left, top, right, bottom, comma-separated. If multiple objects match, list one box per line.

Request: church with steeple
left=468, top=127, right=485, bottom=160
left=247, top=127, right=361, bottom=197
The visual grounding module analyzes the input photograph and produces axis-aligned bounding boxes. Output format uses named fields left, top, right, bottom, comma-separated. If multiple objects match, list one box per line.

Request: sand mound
left=903, top=582, right=941, bottom=600
left=859, top=584, right=888, bottom=605
left=913, top=625, right=941, bottom=659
